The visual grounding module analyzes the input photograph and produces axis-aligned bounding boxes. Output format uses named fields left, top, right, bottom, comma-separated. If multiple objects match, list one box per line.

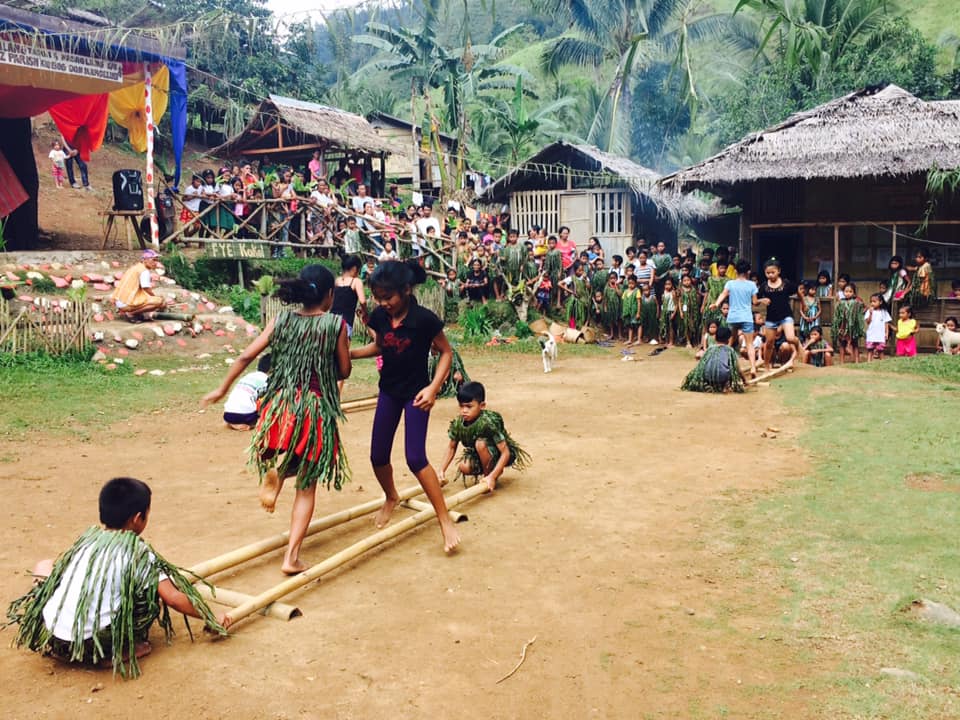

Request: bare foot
left=259, top=468, right=281, bottom=513
left=375, top=495, right=399, bottom=528
left=99, top=641, right=151, bottom=668
left=440, top=520, right=461, bottom=553
left=281, top=559, right=308, bottom=575
left=228, top=423, right=252, bottom=431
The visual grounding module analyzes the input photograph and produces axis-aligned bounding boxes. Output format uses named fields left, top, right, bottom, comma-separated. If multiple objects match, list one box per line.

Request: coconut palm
left=539, top=0, right=739, bottom=154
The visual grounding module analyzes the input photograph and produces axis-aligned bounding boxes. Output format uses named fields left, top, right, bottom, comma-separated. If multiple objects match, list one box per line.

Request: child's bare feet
left=281, top=558, right=308, bottom=575
left=99, top=641, right=151, bottom=668
left=259, top=469, right=281, bottom=513
left=439, top=519, right=461, bottom=553
left=375, top=495, right=399, bottom=528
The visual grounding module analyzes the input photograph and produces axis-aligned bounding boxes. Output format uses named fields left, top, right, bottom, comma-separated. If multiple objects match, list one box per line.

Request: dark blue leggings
left=369, top=392, right=431, bottom=473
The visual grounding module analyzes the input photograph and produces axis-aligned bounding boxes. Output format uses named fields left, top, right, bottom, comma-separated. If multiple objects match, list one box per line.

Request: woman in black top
left=350, top=260, right=461, bottom=553
left=330, top=255, right=367, bottom=337
left=757, top=258, right=799, bottom=368
left=463, top=259, right=489, bottom=302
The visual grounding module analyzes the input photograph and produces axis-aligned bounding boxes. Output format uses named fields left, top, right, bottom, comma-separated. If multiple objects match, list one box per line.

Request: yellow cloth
left=112, top=262, right=151, bottom=308
left=896, top=318, right=917, bottom=340
left=710, top=262, right=737, bottom=279
left=108, top=65, right=169, bottom=153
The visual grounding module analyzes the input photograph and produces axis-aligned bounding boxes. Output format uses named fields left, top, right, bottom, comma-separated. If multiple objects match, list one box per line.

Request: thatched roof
left=211, top=94, right=403, bottom=158
left=482, top=141, right=709, bottom=224
left=665, top=84, right=960, bottom=197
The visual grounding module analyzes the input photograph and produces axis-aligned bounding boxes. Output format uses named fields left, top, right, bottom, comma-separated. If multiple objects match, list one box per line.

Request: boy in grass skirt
left=639, top=284, right=659, bottom=344
left=439, top=382, right=530, bottom=492
left=681, top=326, right=747, bottom=393
left=6, top=477, right=228, bottom=678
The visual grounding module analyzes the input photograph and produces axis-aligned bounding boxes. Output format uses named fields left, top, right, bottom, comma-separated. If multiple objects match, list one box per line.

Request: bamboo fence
left=0, top=296, right=91, bottom=356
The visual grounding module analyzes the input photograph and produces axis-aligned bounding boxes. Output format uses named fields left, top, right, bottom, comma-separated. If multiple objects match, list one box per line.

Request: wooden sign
left=206, top=241, right=270, bottom=259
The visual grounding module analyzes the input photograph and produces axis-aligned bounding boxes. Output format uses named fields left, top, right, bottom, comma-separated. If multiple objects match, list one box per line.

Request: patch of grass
left=721, top=370, right=960, bottom=717
left=851, top=355, right=960, bottom=385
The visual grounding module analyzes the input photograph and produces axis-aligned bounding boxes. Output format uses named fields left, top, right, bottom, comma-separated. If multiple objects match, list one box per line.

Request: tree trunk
left=0, top=118, right=40, bottom=250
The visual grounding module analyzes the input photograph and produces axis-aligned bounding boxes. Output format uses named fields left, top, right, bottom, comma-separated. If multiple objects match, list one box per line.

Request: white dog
left=541, top=333, right=558, bottom=373
left=935, top=323, right=960, bottom=354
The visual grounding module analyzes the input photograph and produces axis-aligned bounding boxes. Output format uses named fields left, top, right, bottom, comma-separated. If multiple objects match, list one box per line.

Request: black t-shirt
left=758, top=279, right=796, bottom=322
left=465, top=269, right=489, bottom=301
left=368, top=299, right=444, bottom=401
left=330, top=284, right=359, bottom=327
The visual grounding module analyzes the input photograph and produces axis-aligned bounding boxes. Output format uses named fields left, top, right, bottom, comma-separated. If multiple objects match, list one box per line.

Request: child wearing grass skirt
left=639, top=284, right=659, bottom=344
left=439, top=382, right=530, bottom=492
left=833, top=283, right=866, bottom=364
left=203, top=264, right=351, bottom=574
left=6, top=477, right=228, bottom=678
left=429, top=344, right=470, bottom=398
left=681, top=326, right=747, bottom=393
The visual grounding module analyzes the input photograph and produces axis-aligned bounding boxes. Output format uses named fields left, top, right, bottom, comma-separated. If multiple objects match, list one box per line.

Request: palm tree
left=540, top=0, right=739, bottom=155
left=490, top=76, right=576, bottom=163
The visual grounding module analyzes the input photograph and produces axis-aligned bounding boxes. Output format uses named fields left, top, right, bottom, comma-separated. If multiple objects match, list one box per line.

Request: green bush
left=162, top=253, right=340, bottom=294
left=514, top=321, right=533, bottom=339
left=485, top=299, right=518, bottom=327
left=30, top=276, right=56, bottom=293
left=225, top=285, right=261, bottom=325
left=461, top=304, right=493, bottom=341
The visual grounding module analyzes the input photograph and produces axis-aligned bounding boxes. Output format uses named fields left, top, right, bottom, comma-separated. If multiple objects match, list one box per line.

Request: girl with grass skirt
left=203, top=264, right=351, bottom=574
left=639, top=284, right=659, bottom=344
left=602, top=272, right=622, bottom=340
left=832, top=283, right=866, bottom=364
left=905, top=249, right=935, bottom=309
left=681, top=326, right=746, bottom=393
left=544, top=237, right=563, bottom=309
left=7, top=478, right=228, bottom=678
left=659, top=277, right=681, bottom=346
left=701, top=273, right=727, bottom=327
left=429, top=344, right=470, bottom=398
left=678, top=274, right=702, bottom=347
left=561, top=261, right=591, bottom=328
left=621, top=276, right=641, bottom=345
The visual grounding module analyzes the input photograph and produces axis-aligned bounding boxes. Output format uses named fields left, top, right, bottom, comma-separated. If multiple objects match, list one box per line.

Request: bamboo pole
left=341, top=396, right=379, bottom=413
left=225, top=482, right=490, bottom=625
left=402, top=498, right=467, bottom=523
left=188, top=484, right=426, bottom=579
left=746, top=358, right=795, bottom=386
left=196, top=585, right=301, bottom=621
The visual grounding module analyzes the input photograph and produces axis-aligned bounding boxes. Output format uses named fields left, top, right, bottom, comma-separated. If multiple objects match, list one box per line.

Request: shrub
left=484, top=299, right=518, bottom=326
left=461, top=304, right=493, bottom=340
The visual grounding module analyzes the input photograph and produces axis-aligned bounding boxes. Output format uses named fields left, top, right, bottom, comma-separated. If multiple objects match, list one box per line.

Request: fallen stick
left=403, top=498, right=467, bottom=523
left=153, top=311, right=195, bottom=321
left=496, top=636, right=537, bottom=684
left=196, top=585, right=301, bottom=621
left=224, top=482, right=490, bottom=625
left=746, top=359, right=795, bottom=386
left=188, top=483, right=426, bottom=579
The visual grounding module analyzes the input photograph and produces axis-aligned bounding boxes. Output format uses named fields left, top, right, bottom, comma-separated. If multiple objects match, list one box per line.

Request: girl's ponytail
left=405, top=258, right=427, bottom=286
left=370, top=259, right=426, bottom=293
left=276, top=264, right=334, bottom=306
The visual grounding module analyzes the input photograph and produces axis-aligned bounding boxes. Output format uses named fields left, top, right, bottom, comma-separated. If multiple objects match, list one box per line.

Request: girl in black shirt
left=351, top=260, right=461, bottom=553
left=757, top=258, right=799, bottom=368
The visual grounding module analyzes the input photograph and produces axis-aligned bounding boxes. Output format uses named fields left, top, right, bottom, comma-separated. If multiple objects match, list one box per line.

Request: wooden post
left=224, top=483, right=489, bottom=625
left=187, top=484, right=426, bottom=579
left=143, top=63, right=159, bottom=249
left=833, top=224, right=840, bottom=280
left=892, top=224, right=897, bottom=258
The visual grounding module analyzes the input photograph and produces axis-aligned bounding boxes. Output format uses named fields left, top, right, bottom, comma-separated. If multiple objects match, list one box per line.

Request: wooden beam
left=833, top=224, right=840, bottom=280
left=749, top=220, right=960, bottom=229
left=241, top=143, right=327, bottom=156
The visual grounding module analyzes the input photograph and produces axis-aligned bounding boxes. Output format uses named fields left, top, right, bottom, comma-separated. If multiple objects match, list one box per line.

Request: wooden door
left=559, top=192, right=592, bottom=247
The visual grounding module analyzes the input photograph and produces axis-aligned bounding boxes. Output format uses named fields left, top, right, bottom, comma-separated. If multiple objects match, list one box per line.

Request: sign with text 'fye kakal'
left=206, top=241, right=270, bottom=259
left=0, top=38, right=123, bottom=83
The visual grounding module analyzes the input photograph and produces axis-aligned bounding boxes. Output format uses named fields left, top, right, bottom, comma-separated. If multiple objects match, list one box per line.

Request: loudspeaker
left=112, top=169, right=143, bottom=211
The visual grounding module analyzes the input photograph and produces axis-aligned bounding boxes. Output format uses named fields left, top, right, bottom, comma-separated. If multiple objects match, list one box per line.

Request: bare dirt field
left=0, top=348, right=830, bottom=719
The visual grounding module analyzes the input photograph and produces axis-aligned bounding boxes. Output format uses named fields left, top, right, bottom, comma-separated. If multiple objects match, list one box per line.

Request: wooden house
left=367, top=111, right=458, bottom=192
left=664, top=84, right=960, bottom=297
left=481, top=141, right=705, bottom=257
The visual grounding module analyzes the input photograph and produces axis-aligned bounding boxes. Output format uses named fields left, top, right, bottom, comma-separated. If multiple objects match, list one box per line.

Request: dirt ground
left=0, top=348, right=830, bottom=719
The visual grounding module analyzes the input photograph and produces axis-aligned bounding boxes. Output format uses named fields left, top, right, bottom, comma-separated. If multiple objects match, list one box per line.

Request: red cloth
left=49, top=94, right=109, bottom=162
left=0, top=149, right=29, bottom=218
left=0, top=86, right=79, bottom=118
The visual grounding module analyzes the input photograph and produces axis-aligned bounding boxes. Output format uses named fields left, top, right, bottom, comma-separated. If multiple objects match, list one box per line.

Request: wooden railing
left=0, top=296, right=91, bottom=355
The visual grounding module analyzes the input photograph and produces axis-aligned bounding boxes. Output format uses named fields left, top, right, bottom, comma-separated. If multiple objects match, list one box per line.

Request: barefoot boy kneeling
left=439, top=382, right=530, bottom=492
left=6, top=477, right=229, bottom=677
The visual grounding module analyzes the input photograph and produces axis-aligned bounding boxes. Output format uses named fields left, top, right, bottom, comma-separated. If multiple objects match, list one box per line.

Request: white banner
left=0, top=39, right=123, bottom=83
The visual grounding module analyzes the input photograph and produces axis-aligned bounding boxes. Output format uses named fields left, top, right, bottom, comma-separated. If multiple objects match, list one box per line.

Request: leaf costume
left=252, top=310, right=348, bottom=490
left=679, top=287, right=702, bottom=343
left=429, top=345, right=470, bottom=399
left=544, top=249, right=563, bottom=305
left=681, top=344, right=745, bottom=393
left=447, top=410, right=530, bottom=477
left=805, top=339, right=829, bottom=367
left=6, top=526, right=225, bottom=678
left=640, top=293, right=659, bottom=338
left=621, top=287, right=640, bottom=325
left=905, top=263, right=936, bottom=308
left=659, top=290, right=680, bottom=341
left=502, top=243, right=526, bottom=285
left=832, top=297, right=865, bottom=342
left=602, top=284, right=622, bottom=329
left=702, top=276, right=726, bottom=326
left=564, top=274, right=590, bottom=327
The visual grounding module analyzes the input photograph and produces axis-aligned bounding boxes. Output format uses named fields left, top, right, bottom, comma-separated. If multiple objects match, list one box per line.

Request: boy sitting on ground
left=681, top=326, right=748, bottom=393
left=6, top=477, right=229, bottom=677
left=222, top=354, right=270, bottom=430
left=439, top=381, right=530, bottom=492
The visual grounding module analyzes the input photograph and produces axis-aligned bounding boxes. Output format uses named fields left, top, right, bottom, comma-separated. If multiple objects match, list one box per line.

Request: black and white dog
left=540, top=333, right=558, bottom=373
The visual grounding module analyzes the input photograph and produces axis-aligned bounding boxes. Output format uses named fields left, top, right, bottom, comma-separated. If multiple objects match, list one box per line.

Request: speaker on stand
left=112, top=169, right=144, bottom=211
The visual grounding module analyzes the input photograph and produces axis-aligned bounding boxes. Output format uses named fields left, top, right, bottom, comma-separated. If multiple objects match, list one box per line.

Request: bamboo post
left=144, top=63, right=159, bottom=250
left=341, top=396, right=379, bottom=414
left=224, top=482, right=490, bottom=625
left=402, top=498, right=467, bottom=523
left=195, top=585, right=301, bottom=621
left=188, top=484, right=426, bottom=579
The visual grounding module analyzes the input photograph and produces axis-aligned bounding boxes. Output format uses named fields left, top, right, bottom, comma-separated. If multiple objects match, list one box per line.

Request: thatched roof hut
left=211, top=94, right=403, bottom=159
left=665, top=84, right=960, bottom=199
left=483, top=141, right=706, bottom=224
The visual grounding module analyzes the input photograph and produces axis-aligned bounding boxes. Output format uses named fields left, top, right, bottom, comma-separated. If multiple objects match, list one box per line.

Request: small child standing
left=639, top=283, right=659, bottom=345
left=439, top=382, right=530, bottom=492
left=678, top=273, right=701, bottom=348
left=48, top=141, right=67, bottom=188
left=833, top=283, right=865, bottom=364
left=659, top=277, right=680, bottom=347
left=621, top=275, right=641, bottom=345
left=7, top=477, right=228, bottom=677
left=222, top=354, right=270, bottom=430
left=696, top=318, right=720, bottom=359
left=797, top=281, right=820, bottom=341
left=681, top=326, right=747, bottom=393
left=895, top=305, right=918, bottom=356
left=863, top=293, right=892, bottom=361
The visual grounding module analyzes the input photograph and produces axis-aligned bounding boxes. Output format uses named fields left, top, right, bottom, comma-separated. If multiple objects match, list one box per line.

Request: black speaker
left=112, top=169, right=143, bottom=211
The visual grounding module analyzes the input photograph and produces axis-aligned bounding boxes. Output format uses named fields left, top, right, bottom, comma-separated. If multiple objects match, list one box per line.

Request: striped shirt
left=635, top=263, right=654, bottom=286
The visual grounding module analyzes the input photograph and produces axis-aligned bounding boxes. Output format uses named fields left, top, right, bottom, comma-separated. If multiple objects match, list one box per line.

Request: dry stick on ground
left=496, top=636, right=537, bottom=684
